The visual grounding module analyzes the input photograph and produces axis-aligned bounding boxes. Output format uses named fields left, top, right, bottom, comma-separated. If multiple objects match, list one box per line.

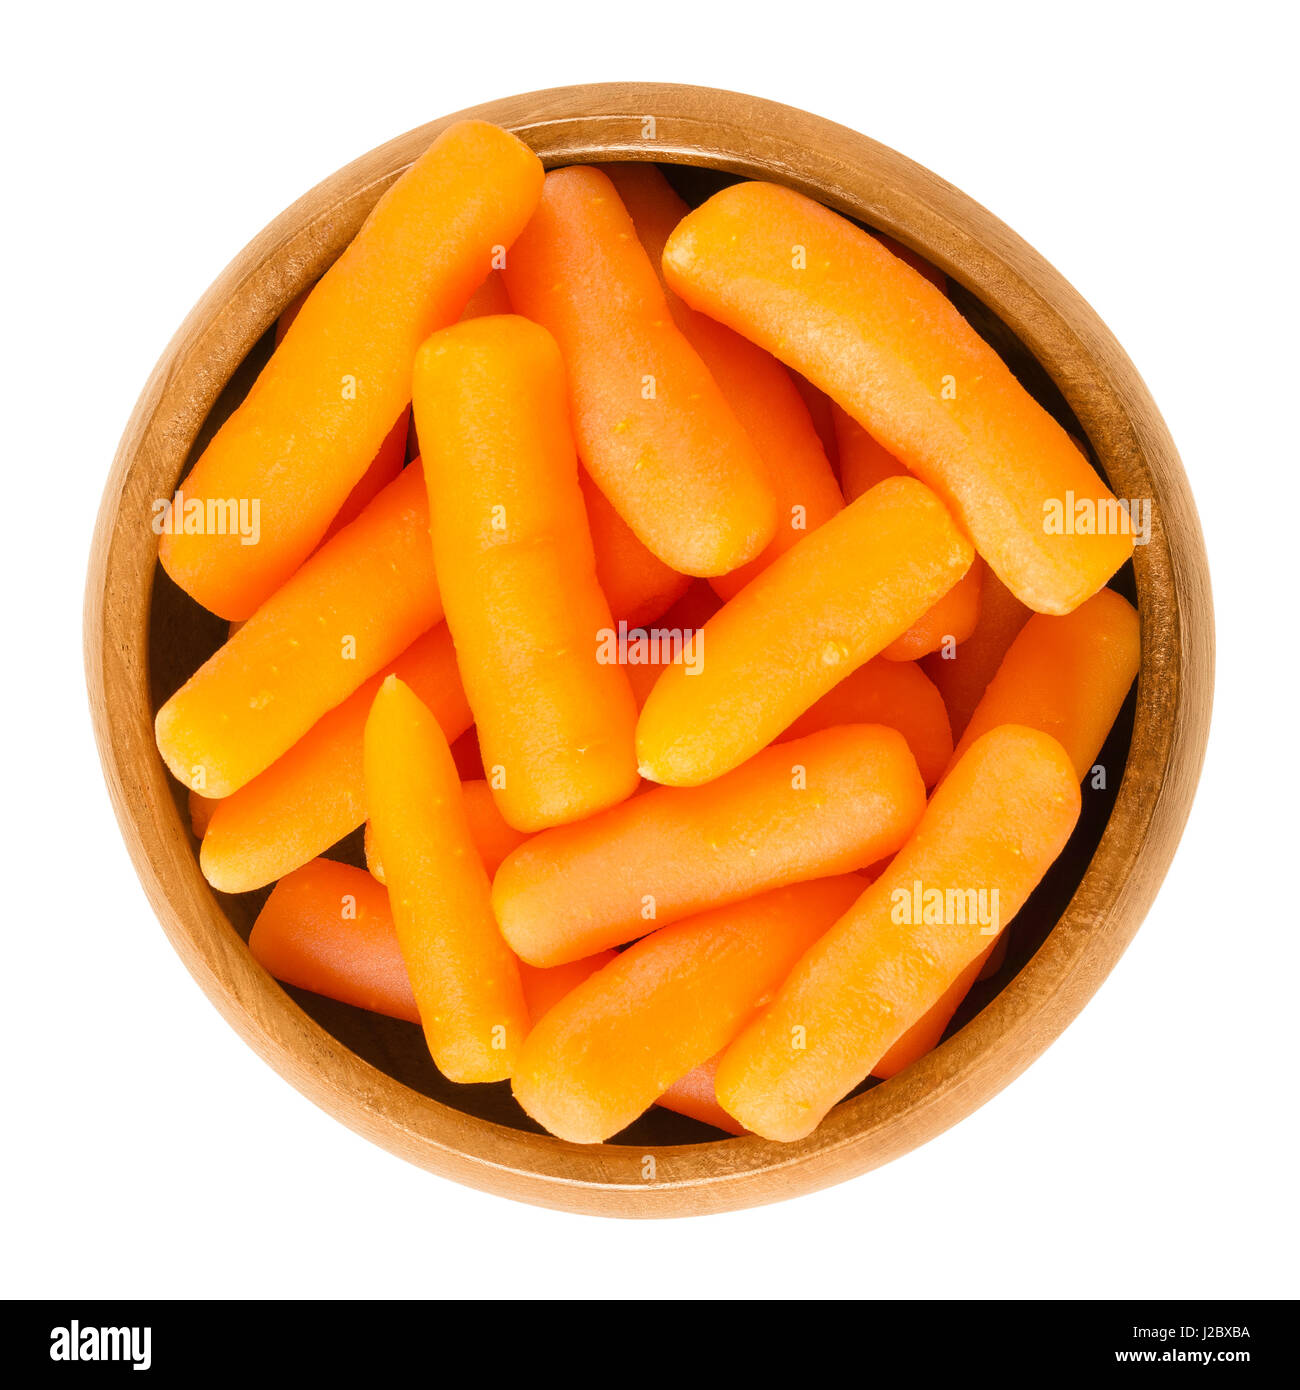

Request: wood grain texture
left=84, top=84, right=1214, bottom=1218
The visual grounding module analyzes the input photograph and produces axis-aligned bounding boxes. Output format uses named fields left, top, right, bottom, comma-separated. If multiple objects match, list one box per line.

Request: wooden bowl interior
left=147, top=157, right=1138, bottom=1148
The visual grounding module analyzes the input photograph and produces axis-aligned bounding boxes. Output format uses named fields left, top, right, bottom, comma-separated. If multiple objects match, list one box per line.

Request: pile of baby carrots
left=156, top=120, right=1140, bottom=1145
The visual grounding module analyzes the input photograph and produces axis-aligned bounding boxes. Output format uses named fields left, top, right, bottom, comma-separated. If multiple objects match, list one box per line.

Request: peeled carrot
left=188, top=788, right=218, bottom=839
left=512, top=876, right=864, bottom=1143
left=780, top=658, right=952, bottom=788
left=922, top=568, right=1033, bottom=739
left=871, top=941, right=995, bottom=1078
left=413, top=315, right=640, bottom=831
left=715, top=725, right=1081, bottom=1141
left=159, top=121, right=544, bottom=619
left=502, top=166, right=776, bottom=576
left=951, top=589, right=1140, bottom=780
left=636, top=476, right=973, bottom=786
left=662, top=181, right=1134, bottom=614
left=364, top=778, right=529, bottom=884
left=248, top=858, right=738, bottom=1131
left=880, top=591, right=1139, bottom=1071
left=460, top=270, right=513, bottom=319
left=318, top=410, right=409, bottom=545
left=832, top=404, right=984, bottom=659
left=364, top=676, right=526, bottom=1082
left=493, top=724, right=924, bottom=967
left=518, top=952, right=617, bottom=1025
left=156, top=461, right=441, bottom=799
left=579, top=469, right=691, bottom=626
left=875, top=232, right=947, bottom=291
left=250, top=859, right=420, bottom=1023
left=793, top=374, right=839, bottom=470
left=200, top=624, right=469, bottom=893
left=602, top=163, right=842, bottom=599
left=656, top=1055, right=746, bottom=1136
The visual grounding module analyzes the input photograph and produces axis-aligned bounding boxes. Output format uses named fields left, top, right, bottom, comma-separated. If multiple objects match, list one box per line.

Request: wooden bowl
left=84, top=83, right=1213, bottom=1217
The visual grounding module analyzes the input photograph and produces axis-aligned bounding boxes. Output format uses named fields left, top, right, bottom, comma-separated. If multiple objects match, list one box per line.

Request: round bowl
left=84, top=83, right=1214, bottom=1217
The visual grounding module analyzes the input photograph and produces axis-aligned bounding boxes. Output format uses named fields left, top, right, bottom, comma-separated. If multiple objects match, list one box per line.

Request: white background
left=4, top=1, right=1295, bottom=1300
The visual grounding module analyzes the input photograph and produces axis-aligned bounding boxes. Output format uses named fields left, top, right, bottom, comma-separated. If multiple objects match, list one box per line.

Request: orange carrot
left=871, top=941, right=995, bottom=1079
left=636, top=476, right=973, bottom=787
left=188, top=788, right=218, bottom=839
left=460, top=270, right=513, bottom=319
left=414, top=315, right=640, bottom=831
left=656, top=1055, right=746, bottom=1136
left=779, top=657, right=953, bottom=787
left=318, top=410, right=409, bottom=545
left=364, top=676, right=527, bottom=1082
left=493, top=724, right=924, bottom=967
left=579, top=469, right=691, bottom=626
left=156, top=461, right=441, bottom=800
left=249, top=859, right=420, bottom=1023
left=875, top=233, right=947, bottom=291
left=879, top=591, right=1138, bottom=1071
left=922, top=568, right=1033, bottom=740
left=715, top=725, right=1081, bottom=1141
left=502, top=166, right=776, bottom=577
left=602, top=163, right=842, bottom=599
left=832, top=403, right=984, bottom=659
left=662, top=181, right=1134, bottom=614
left=364, top=778, right=529, bottom=884
left=518, top=952, right=618, bottom=1025
left=159, top=121, right=543, bottom=619
left=512, top=876, right=864, bottom=1143
left=793, top=374, right=839, bottom=470
left=950, top=589, right=1140, bottom=780
left=200, top=623, right=469, bottom=893
left=449, top=727, right=485, bottom=782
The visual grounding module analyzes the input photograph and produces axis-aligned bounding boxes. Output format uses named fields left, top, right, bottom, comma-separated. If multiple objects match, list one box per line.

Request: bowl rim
left=84, top=81, right=1214, bottom=1218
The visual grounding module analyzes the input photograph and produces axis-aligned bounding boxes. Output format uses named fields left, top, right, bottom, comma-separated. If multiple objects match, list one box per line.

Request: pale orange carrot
left=364, top=676, right=527, bottom=1082
left=636, top=477, right=973, bottom=786
left=414, top=315, right=640, bottom=831
left=493, top=724, right=924, bottom=968
left=602, top=163, right=843, bottom=599
left=512, top=876, right=864, bottom=1143
left=200, top=623, right=469, bottom=893
left=503, top=166, right=776, bottom=576
left=832, top=403, right=985, bottom=659
left=518, top=952, right=618, bottom=1025
left=715, top=725, right=1081, bottom=1141
left=156, top=461, right=441, bottom=800
left=579, top=469, right=691, bottom=626
left=663, top=181, right=1135, bottom=614
left=950, top=588, right=1140, bottom=780
left=922, top=568, right=1033, bottom=739
left=779, top=657, right=952, bottom=787
left=364, top=778, right=529, bottom=885
left=656, top=1055, right=746, bottom=1136
left=160, top=121, right=544, bottom=619
left=250, top=859, right=419, bottom=1022
left=871, top=942, right=995, bottom=1079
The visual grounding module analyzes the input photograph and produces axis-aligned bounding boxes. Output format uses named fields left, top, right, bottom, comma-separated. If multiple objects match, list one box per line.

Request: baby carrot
left=950, top=588, right=1140, bottom=780
left=159, top=121, right=544, bottom=619
left=602, top=163, right=842, bottom=599
left=716, top=725, right=1081, bottom=1141
left=155, top=461, right=441, bottom=800
left=502, top=166, right=776, bottom=576
left=921, top=568, right=1034, bottom=739
left=871, top=941, right=996, bottom=1079
left=518, top=952, right=618, bottom=1025
left=493, top=724, right=924, bottom=968
left=317, top=410, right=408, bottom=546
left=662, top=181, right=1134, bottom=614
left=656, top=1055, right=746, bottom=1136
left=364, top=676, right=527, bottom=1082
left=364, top=778, right=529, bottom=885
left=200, top=623, right=469, bottom=893
left=879, top=591, right=1139, bottom=1070
left=779, top=657, right=953, bottom=788
left=832, top=404, right=984, bottom=659
left=580, top=470, right=691, bottom=626
left=636, top=476, right=973, bottom=787
left=413, top=315, right=640, bottom=831
left=250, top=859, right=420, bottom=1024
left=512, top=876, right=864, bottom=1143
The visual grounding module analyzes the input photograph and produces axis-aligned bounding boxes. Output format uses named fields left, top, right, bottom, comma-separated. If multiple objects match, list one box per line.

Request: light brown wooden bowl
left=84, top=83, right=1213, bottom=1217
